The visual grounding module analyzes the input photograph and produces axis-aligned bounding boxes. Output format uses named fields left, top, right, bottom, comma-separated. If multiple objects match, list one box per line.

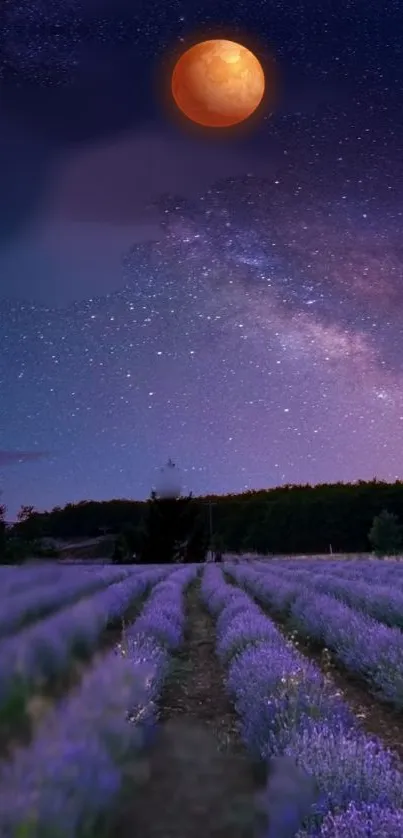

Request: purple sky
left=1, top=0, right=402, bottom=518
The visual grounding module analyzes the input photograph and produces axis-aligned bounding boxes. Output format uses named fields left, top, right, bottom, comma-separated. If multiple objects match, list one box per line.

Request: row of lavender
left=0, top=565, right=75, bottom=598
left=0, top=565, right=139, bottom=639
left=251, top=556, right=403, bottom=587
left=231, top=561, right=403, bottom=709
left=201, top=564, right=403, bottom=837
left=251, top=560, right=403, bottom=630
left=0, top=566, right=174, bottom=727
left=0, top=564, right=198, bottom=837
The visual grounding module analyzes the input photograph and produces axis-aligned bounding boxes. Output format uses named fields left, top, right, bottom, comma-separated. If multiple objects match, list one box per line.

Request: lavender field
left=0, top=558, right=403, bottom=837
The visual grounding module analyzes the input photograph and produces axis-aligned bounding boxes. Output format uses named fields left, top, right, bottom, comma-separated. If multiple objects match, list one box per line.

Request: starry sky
left=1, top=0, right=403, bottom=519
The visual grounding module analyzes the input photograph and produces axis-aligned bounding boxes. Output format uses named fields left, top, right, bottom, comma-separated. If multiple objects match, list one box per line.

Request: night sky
left=1, top=0, right=403, bottom=519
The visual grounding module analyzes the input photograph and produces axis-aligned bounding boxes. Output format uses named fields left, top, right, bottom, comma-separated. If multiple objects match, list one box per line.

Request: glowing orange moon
left=171, top=39, right=266, bottom=128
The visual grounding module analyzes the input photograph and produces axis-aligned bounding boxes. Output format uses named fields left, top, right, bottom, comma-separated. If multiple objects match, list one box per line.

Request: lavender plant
left=316, top=801, right=403, bottom=837
left=0, top=565, right=131, bottom=639
left=253, top=562, right=403, bottom=629
left=0, top=567, right=168, bottom=726
left=201, top=564, right=403, bottom=837
left=226, top=563, right=403, bottom=709
left=0, top=565, right=195, bottom=836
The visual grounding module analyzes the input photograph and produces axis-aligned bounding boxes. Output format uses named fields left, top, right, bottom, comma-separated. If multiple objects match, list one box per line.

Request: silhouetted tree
left=0, top=502, right=6, bottom=562
left=10, top=476, right=403, bottom=557
left=181, top=501, right=208, bottom=563
left=112, top=532, right=130, bottom=563
left=121, top=522, right=144, bottom=557
left=368, top=509, right=403, bottom=557
left=138, top=491, right=207, bottom=564
left=15, top=505, right=44, bottom=542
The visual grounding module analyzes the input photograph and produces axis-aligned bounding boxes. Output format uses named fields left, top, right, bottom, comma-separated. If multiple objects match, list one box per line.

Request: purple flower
left=202, top=563, right=403, bottom=837
left=0, top=566, right=131, bottom=638
left=226, top=563, right=403, bottom=709
left=318, top=801, right=403, bottom=837
left=0, top=568, right=168, bottom=723
left=0, top=564, right=195, bottom=836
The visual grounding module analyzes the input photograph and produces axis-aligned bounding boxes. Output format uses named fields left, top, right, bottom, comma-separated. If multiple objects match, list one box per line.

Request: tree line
left=1, top=477, right=403, bottom=563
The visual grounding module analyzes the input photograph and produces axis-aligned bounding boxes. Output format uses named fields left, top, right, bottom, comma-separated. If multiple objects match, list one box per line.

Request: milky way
left=2, top=160, right=403, bottom=518
left=1, top=0, right=403, bottom=517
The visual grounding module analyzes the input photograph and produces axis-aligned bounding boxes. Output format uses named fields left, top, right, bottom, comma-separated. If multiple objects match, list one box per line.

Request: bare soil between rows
left=225, top=573, right=403, bottom=765
left=112, top=580, right=262, bottom=838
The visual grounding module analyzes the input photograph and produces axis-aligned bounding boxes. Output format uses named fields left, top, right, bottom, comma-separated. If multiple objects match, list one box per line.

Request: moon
left=171, top=39, right=266, bottom=128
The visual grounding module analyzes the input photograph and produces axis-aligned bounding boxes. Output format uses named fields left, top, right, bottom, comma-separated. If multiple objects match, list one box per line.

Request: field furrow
left=0, top=566, right=135, bottom=638
left=227, top=562, right=403, bottom=709
left=1, top=558, right=403, bottom=837
left=111, top=572, right=260, bottom=838
left=202, top=564, right=403, bottom=837
left=0, top=566, right=174, bottom=748
left=251, top=561, right=403, bottom=629
left=0, top=566, right=194, bottom=837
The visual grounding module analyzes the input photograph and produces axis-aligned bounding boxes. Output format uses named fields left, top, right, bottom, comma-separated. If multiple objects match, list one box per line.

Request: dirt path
left=224, top=572, right=403, bottom=765
left=112, top=580, right=262, bottom=838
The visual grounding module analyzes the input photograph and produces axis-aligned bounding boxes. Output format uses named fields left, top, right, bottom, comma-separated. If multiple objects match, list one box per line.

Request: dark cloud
left=0, top=129, right=281, bottom=305
left=0, top=0, right=348, bottom=246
